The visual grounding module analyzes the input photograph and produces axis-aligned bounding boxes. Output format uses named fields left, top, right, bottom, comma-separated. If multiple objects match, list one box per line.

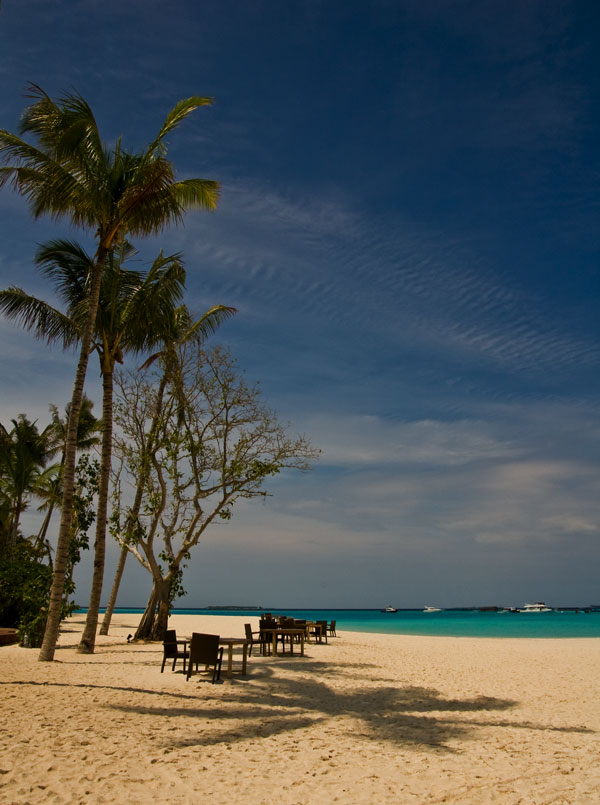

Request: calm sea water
left=94, top=607, right=600, bottom=638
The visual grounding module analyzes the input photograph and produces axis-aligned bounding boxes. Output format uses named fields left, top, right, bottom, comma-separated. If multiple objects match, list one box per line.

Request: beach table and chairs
left=165, top=615, right=332, bottom=678
left=258, top=616, right=306, bottom=657
left=163, top=630, right=250, bottom=682
left=259, top=625, right=306, bottom=657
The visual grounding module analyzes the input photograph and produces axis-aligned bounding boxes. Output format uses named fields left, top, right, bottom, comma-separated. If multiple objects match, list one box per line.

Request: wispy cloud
left=155, top=179, right=599, bottom=393
left=303, top=414, right=522, bottom=468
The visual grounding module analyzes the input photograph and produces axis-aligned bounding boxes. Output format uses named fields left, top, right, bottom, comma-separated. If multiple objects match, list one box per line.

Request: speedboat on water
left=518, top=602, right=553, bottom=612
left=381, top=605, right=398, bottom=613
left=423, top=606, right=442, bottom=613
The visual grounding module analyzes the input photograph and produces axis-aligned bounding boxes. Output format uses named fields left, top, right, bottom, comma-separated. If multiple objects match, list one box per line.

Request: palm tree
left=0, top=415, right=59, bottom=551
left=0, top=239, right=192, bottom=653
left=0, top=85, right=219, bottom=660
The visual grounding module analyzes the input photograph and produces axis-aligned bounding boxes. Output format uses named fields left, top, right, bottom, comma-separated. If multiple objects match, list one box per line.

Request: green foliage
left=63, top=454, right=99, bottom=598
left=2, top=86, right=222, bottom=658
left=0, top=540, right=53, bottom=647
left=0, top=414, right=59, bottom=552
left=0, top=454, right=98, bottom=647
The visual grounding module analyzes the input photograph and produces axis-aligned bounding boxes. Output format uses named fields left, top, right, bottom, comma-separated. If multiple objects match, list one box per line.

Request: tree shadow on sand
left=107, top=662, right=593, bottom=752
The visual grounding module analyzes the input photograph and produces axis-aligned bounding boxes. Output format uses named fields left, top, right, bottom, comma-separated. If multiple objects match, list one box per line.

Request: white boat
left=423, top=606, right=442, bottom=613
left=518, top=602, right=553, bottom=613
left=381, top=605, right=398, bottom=613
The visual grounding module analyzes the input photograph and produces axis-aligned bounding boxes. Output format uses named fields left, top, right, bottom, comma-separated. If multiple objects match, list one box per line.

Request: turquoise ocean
left=92, top=608, right=600, bottom=638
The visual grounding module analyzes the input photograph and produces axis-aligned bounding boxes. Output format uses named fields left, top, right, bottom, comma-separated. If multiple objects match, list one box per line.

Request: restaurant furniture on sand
left=160, top=613, right=338, bottom=681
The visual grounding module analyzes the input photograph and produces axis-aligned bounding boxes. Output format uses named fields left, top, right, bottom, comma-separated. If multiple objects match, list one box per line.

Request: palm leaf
left=116, top=253, right=186, bottom=355
left=148, top=96, right=214, bottom=156
left=20, top=84, right=105, bottom=176
left=0, top=288, right=79, bottom=346
left=182, top=305, right=237, bottom=343
left=35, top=239, right=95, bottom=308
left=171, top=178, right=220, bottom=211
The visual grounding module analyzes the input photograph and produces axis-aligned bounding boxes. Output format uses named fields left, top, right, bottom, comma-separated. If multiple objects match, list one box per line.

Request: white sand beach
left=1, top=613, right=599, bottom=804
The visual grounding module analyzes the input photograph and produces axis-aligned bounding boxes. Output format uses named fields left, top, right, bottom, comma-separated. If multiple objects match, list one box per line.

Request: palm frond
left=183, top=305, right=237, bottom=343
left=0, top=288, right=80, bottom=346
left=148, top=96, right=214, bottom=157
left=0, top=134, right=93, bottom=224
left=34, top=239, right=95, bottom=307
left=138, top=350, right=162, bottom=370
left=20, top=83, right=105, bottom=178
left=3, top=86, right=219, bottom=253
left=107, top=157, right=183, bottom=243
left=171, top=178, right=220, bottom=211
left=118, top=253, right=186, bottom=354
left=58, top=395, right=101, bottom=451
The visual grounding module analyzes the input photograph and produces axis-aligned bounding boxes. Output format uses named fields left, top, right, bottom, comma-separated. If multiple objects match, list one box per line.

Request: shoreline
left=74, top=607, right=600, bottom=639
left=1, top=612, right=599, bottom=803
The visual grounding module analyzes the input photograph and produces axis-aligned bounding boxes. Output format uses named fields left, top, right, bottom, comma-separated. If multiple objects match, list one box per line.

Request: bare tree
left=111, top=343, right=319, bottom=640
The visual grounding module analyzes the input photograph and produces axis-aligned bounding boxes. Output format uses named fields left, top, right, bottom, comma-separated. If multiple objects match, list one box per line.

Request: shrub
left=0, top=540, right=52, bottom=647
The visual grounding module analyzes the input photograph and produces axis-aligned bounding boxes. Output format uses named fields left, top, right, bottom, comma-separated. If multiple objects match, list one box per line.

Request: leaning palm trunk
left=78, top=367, right=113, bottom=653
left=98, top=542, right=128, bottom=635
left=35, top=503, right=54, bottom=549
left=34, top=452, right=64, bottom=554
left=39, top=255, right=106, bottom=662
left=34, top=506, right=55, bottom=567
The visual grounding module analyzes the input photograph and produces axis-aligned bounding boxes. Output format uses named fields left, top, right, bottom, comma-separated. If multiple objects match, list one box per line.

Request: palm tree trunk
left=39, top=252, right=106, bottom=662
left=78, top=367, right=113, bottom=653
left=9, top=494, right=24, bottom=548
left=98, top=541, right=128, bottom=635
left=35, top=502, right=55, bottom=549
left=35, top=504, right=55, bottom=567
left=35, top=454, right=64, bottom=554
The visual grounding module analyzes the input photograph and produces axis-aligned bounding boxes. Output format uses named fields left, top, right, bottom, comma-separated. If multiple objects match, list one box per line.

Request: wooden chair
left=327, top=620, right=337, bottom=637
left=244, top=623, right=264, bottom=656
left=259, top=618, right=278, bottom=655
left=293, top=619, right=307, bottom=643
left=310, top=620, right=328, bottom=644
left=186, top=633, right=223, bottom=683
left=278, top=617, right=295, bottom=651
left=161, top=629, right=188, bottom=673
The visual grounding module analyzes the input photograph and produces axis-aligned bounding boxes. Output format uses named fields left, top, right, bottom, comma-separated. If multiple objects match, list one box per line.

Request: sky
left=1, top=0, right=599, bottom=609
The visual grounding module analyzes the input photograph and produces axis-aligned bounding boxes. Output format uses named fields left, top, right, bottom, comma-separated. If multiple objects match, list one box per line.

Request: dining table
left=260, top=627, right=305, bottom=657
left=182, top=635, right=249, bottom=680
left=218, top=637, right=249, bottom=678
left=306, top=621, right=326, bottom=643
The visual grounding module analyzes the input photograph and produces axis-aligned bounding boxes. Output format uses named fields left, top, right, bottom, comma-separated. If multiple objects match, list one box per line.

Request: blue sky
left=1, top=0, right=599, bottom=608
